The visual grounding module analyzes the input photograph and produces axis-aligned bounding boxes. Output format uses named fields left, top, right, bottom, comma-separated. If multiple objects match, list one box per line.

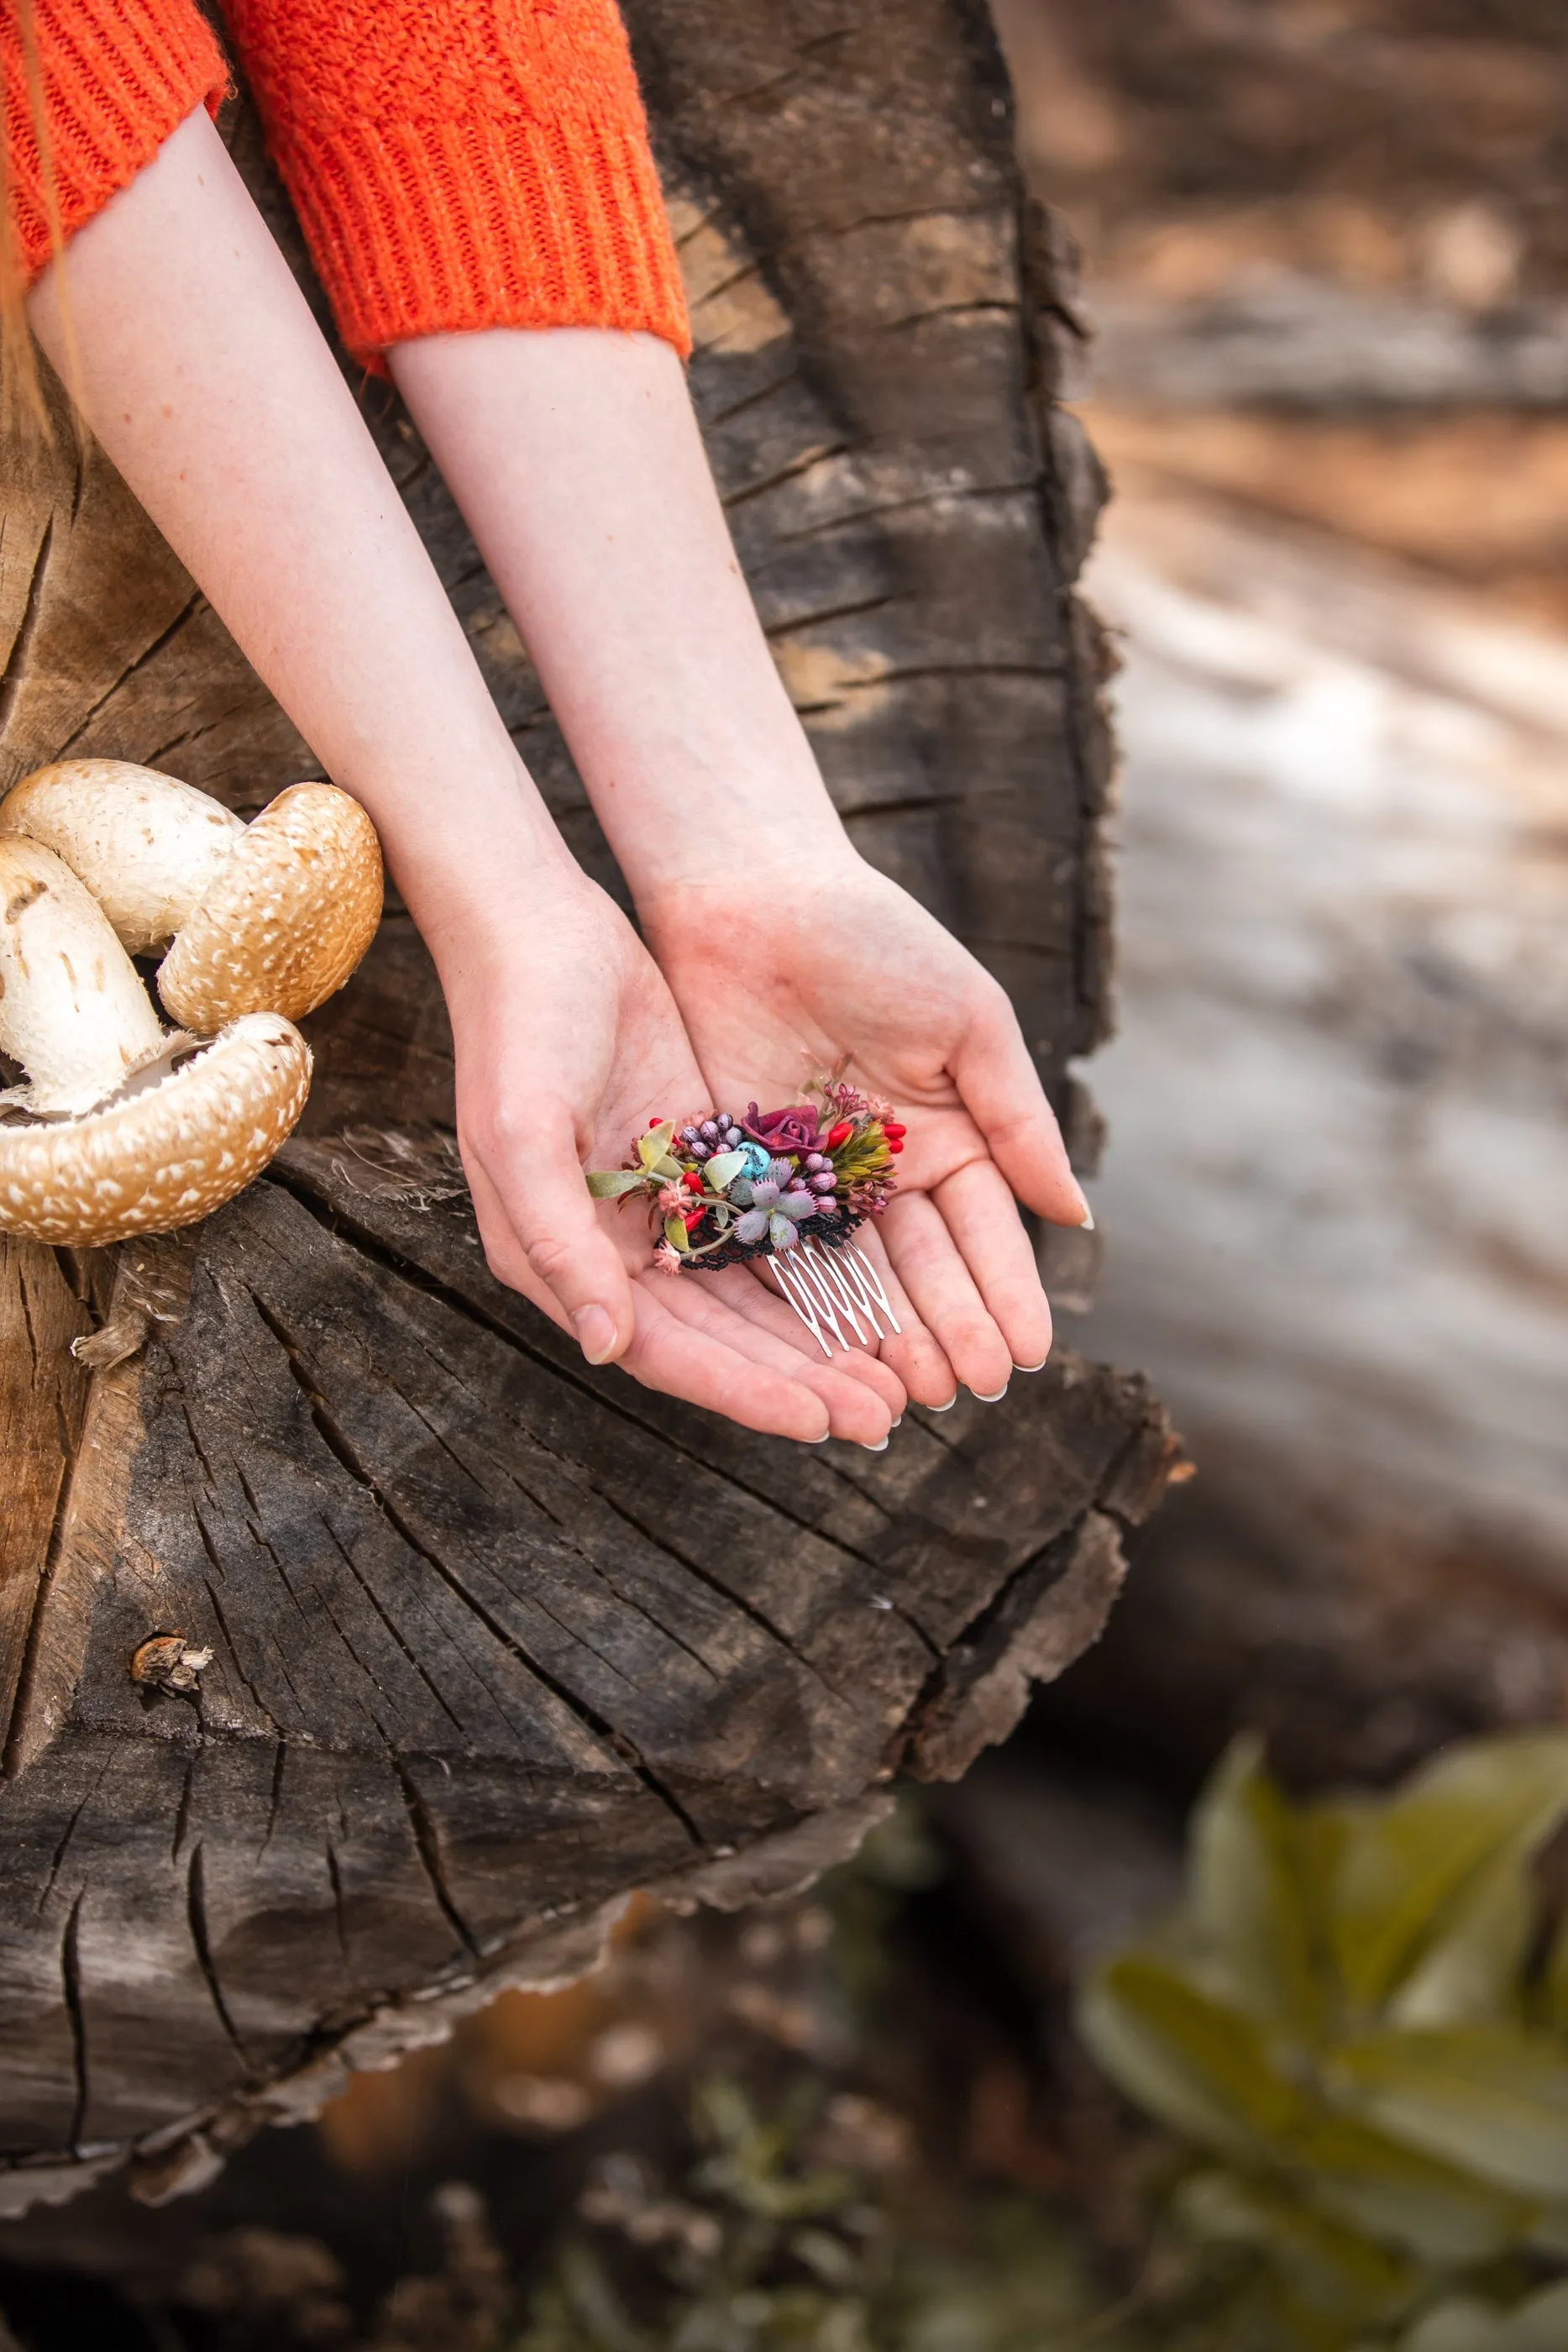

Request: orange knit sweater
left=3, top=0, right=690, bottom=370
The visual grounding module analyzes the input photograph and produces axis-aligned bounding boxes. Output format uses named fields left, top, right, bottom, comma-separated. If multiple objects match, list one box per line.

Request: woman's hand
left=430, top=869, right=905, bottom=1446
left=642, top=852, right=1090, bottom=1406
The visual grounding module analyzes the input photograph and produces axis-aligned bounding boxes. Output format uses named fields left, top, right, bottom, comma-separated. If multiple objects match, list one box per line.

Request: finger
left=621, top=1288, right=831, bottom=1441
left=724, top=1266, right=909, bottom=1421
left=463, top=1110, right=636, bottom=1367
left=952, top=991, right=1091, bottom=1229
left=847, top=1221, right=961, bottom=1410
left=932, top=1159, right=1052, bottom=1371
left=659, top=1268, right=896, bottom=1446
left=878, top=1190, right=1014, bottom=1401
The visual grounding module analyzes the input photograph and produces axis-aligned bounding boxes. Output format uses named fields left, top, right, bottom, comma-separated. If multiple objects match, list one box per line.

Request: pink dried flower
left=653, top=1242, right=684, bottom=1276
left=657, top=1184, right=689, bottom=1217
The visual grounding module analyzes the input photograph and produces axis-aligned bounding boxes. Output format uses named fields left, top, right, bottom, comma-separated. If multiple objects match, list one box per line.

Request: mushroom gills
left=0, top=837, right=168, bottom=1116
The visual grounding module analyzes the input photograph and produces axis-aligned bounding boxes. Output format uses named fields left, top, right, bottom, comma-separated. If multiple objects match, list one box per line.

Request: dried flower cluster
left=587, top=1082, right=905, bottom=1273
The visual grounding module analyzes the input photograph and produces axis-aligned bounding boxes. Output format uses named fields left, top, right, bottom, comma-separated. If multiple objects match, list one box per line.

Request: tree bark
left=0, top=0, right=1171, bottom=2213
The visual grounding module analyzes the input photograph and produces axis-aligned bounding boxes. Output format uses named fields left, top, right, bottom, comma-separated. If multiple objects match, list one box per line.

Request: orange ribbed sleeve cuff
left=3, top=0, right=227, bottom=282
left=220, top=0, right=690, bottom=374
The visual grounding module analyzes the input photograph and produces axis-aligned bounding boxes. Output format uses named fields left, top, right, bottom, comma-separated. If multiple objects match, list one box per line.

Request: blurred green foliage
left=1080, top=1733, right=1568, bottom=2350
left=512, top=2074, right=1137, bottom=2352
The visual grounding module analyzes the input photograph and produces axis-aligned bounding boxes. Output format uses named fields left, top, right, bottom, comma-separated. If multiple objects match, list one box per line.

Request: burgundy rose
left=742, top=1101, right=822, bottom=1155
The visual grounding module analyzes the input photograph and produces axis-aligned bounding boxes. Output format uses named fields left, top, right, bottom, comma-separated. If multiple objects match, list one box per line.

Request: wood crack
left=55, top=585, right=204, bottom=756
left=60, top=1892, right=87, bottom=2152
left=392, top=1764, right=478, bottom=1958
left=0, top=517, right=53, bottom=742
left=244, top=1278, right=705, bottom=1843
left=186, top=1842, right=249, bottom=2066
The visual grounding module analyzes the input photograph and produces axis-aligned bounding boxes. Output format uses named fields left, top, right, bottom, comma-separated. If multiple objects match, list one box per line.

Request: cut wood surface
left=0, top=0, right=1172, bottom=2210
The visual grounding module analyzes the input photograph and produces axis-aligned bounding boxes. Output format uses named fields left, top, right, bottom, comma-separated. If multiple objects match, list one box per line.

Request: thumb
left=952, top=991, right=1092, bottom=1229
left=469, top=1104, right=638, bottom=1365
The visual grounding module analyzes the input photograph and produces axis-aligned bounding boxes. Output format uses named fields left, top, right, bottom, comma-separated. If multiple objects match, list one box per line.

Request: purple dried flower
left=735, top=1208, right=770, bottom=1244
left=743, top=1101, right=823, bottom=1156
left=768, top=1157, right=796, bottom=1188
left=749, top=1179, right=780, bottom=1210
left=810, top=1171, right=836, bottom=1193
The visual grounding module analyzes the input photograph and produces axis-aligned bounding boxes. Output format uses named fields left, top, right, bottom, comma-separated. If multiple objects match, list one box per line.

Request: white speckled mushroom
left=0, top=835, right=312, bottom=1247
left=0, top=837, right=167, bottom=1113
left=0, top=763, right=383, bottom=1032
left=0, top=1009, right=311, bottom=1247
left=0, top=760, right=245, bottom=954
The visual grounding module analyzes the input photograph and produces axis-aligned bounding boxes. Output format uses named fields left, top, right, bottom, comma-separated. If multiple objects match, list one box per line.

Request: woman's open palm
left=645, top=853, right=1089, bottom=1405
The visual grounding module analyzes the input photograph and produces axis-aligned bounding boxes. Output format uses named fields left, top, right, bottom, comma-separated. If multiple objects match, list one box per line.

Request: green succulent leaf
left=1287, top=2113, right=1527, bottom=2268
left=1186, top=1735, right=1326, bottom=2040
left=1330, top=2024, right=1568, bottom=2203
left=664, top=1215, right=691, bottom=1252
left=1079, top=1955, right=1303, bottom=2159
left=1174, top=2167, right=1418, bottom=2328
left=1325, top=1735, right=1568, bottom=2022
left=585, top=1169, right=648, bottom=1199
left=703, top=1150, right=747, bottom=1194
left=1400, top=2281, right=1568, bottom=2352
left=637, top=1121, right=679, bottom=1172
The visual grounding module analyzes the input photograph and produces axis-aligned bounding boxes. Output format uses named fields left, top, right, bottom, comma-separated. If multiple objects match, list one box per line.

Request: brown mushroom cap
left=157, top=783, right=383, bottom=1031
left=0, top=760, right=247, bottom=955
left=0, top=1011, right=312, bottom=1247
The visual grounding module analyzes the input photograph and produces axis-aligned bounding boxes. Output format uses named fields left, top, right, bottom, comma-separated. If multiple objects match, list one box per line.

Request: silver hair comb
left=764, top=1234, right=901, bottom=1357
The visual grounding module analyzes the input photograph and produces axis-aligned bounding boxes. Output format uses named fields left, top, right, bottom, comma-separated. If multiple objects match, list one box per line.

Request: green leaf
left=664, top=1215, right=691, bottom=1252
left=585, top=1169, right=648, bottom=1199
left=703, top=1150, right=747, bottom=1194
left=1331, top=2024, right=1568, bottom=2202
left=1326, top=1735, right=1568, bottom=2020
left=1078, top=1956, right=1303, bottom=2159
left=1544, top=1909, right=1568, bottom=2038
left=1502, top=2280, right=1568, bottom=2349
left=1399, top=2301, right=1510, bottom=2352
left=1174, top=2167, right=1418, bottom=2327
left=1184, top=1735, right=1325, bottom=2040
left=1287, top=2113, right=1526, bottom=2267
left=637, top=1121, right=678, bottom=1171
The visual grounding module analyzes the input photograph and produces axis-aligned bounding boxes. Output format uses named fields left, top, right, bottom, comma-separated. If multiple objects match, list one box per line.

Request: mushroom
left=0, top=837, right=312, bottom=1247
left=0, top=760, right=383, bottom=1032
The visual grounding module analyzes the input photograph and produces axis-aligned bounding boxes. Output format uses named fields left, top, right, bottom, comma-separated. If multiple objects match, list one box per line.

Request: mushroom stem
left=0, top=839, right=169, bottom=1116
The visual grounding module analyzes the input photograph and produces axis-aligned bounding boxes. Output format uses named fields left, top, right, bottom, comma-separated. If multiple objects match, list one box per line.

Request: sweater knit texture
left=6, top=0, right=690, bottom=370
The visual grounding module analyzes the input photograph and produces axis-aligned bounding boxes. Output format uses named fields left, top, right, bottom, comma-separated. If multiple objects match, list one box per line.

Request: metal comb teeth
left=764, top=1235, right=902, bottom=1357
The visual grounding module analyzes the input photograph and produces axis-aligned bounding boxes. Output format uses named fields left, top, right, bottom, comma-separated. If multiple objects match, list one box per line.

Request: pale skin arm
left=391, top=328, right=1093, bottom=1404
left=25, top=107, right=907, bottom=1446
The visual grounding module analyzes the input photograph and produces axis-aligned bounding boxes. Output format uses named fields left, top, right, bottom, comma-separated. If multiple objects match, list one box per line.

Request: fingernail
left=862, top=1437, right=889, bottom=1452
left=972, top=1386, right=1009, bottom=1404
left=890, top=1415, right=903, bottom=1428
left=1078, top=1203, right=1096, bottom=1231
left=929, top=1395, right=958, bottom=1412
left=1013, top=1357, right=1049, bottom=1373
left=572, top=1305, right=617, bottom=1365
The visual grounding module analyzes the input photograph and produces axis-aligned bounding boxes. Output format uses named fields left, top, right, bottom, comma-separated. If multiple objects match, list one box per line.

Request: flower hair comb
left=588, top=1080, right=905, bottom=1357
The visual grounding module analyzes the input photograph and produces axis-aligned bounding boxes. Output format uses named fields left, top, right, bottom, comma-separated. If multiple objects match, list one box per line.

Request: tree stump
left=0, top=0, right=1174, bottom=2213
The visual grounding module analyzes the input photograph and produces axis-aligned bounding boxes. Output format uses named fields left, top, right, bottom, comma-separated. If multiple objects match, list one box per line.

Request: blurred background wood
left=989, top=0, right=1568, bottom=1787
left=0, top=0, right=1168, bottom=2214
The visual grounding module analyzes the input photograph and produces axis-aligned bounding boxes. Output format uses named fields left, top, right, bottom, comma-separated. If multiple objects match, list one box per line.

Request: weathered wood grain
left=0, top=0, right=1160, bottom=2207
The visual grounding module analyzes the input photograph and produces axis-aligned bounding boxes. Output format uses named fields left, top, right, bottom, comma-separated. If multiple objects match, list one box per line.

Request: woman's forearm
left=26, top=108, right=576, bottom=947
left=388, top=325, right=852, bottom=903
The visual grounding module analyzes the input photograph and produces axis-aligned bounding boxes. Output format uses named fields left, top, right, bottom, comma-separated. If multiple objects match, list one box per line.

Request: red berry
left=648, top=1116, right=665, bottom=1129
left=683, top=1168, right=705, bottom=1191
left=887, top=1138, right=905, bottom=1154
left=684, top=1208, right=705, bottom=1230
left=883, top=1121, right=906, bottom=1138
left=826, top=1120, right=853, bottom=1149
